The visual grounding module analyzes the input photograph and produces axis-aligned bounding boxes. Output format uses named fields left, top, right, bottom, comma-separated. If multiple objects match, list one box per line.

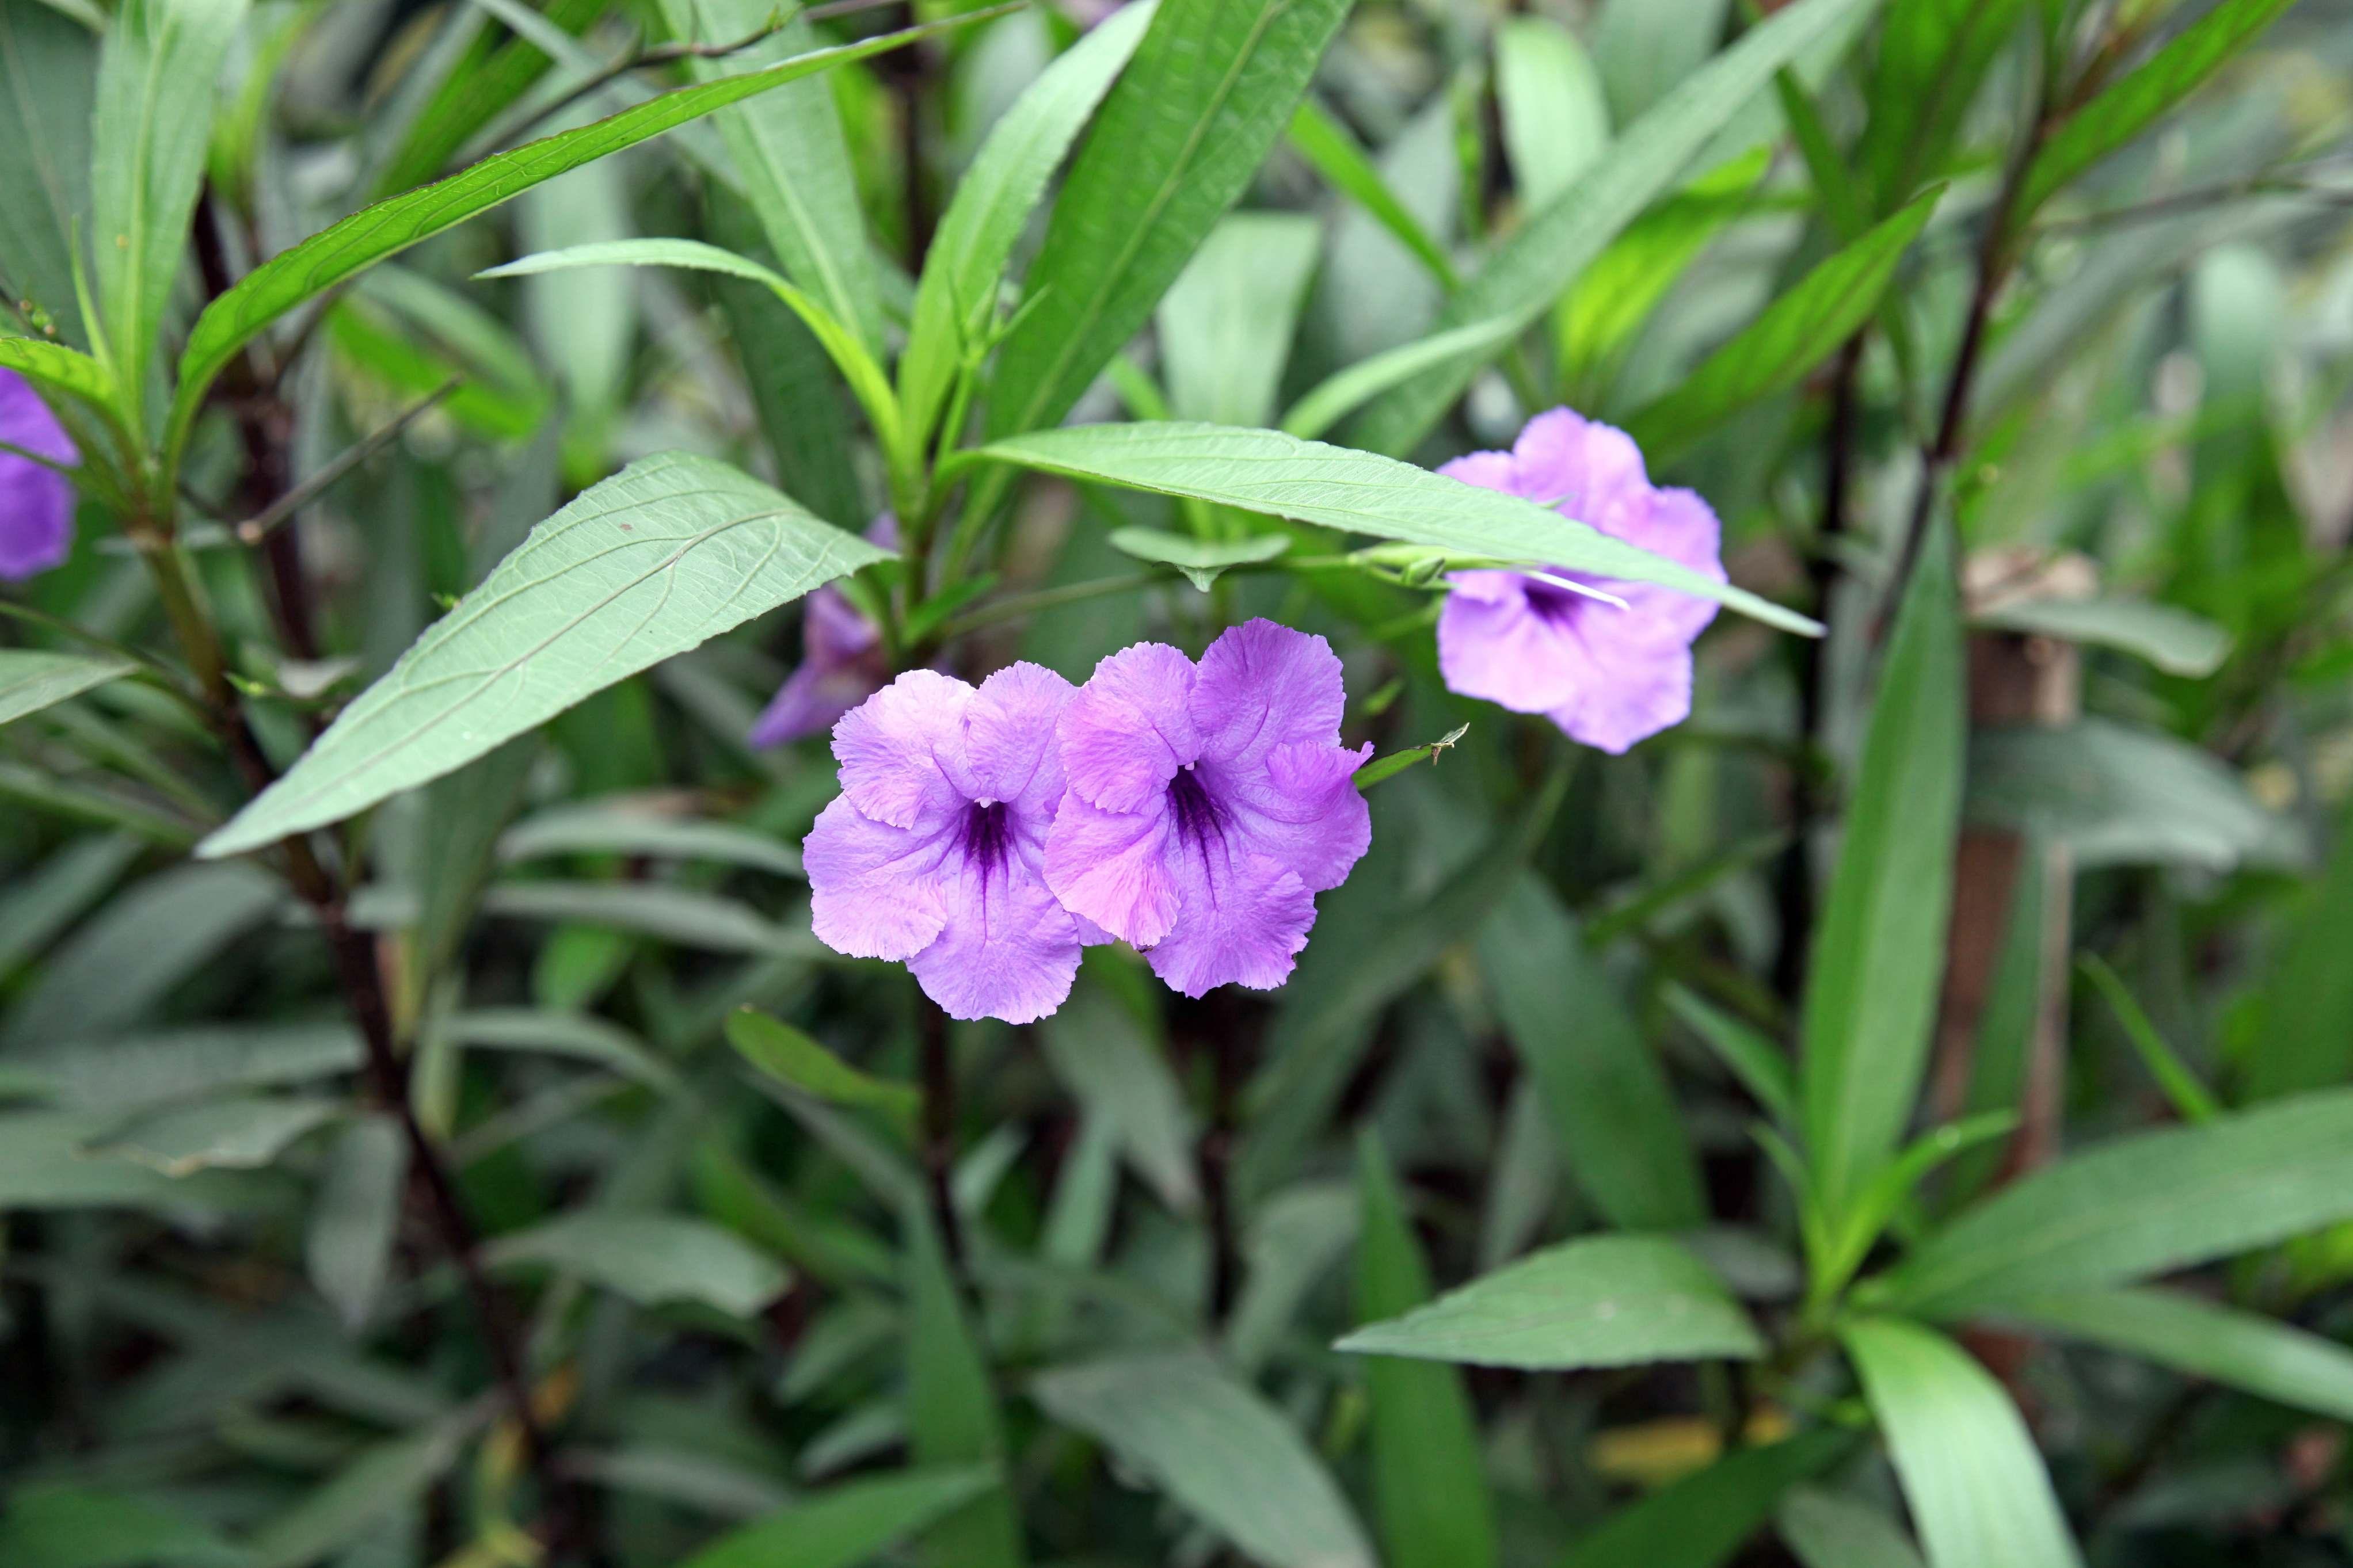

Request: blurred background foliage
left=6, top=0, right=2353, bottom=1565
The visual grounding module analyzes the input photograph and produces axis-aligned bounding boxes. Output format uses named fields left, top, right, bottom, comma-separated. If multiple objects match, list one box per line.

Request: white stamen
left=1524, top=570, right=1629, bottom=612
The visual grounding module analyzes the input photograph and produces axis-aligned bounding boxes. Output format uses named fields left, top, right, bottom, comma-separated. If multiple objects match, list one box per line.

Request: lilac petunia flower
left=1045, top=620, right=1372, bottom=998
left=750, top=514, right=896, bottom=749
left=805, top=663, right=1087, bottom=1023
left=1436, top=407, right=1724, bottom=754
left=0, top=371, right=78, bottom=581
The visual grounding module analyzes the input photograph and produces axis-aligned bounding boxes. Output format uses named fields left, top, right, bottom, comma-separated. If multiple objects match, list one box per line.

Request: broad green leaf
left=1881, top=1087, right=2353, bottom=1318
left=1037, top=973, right=1198, bottom=1211
left=1973, top=596, right=2230, bottom=677
left=2244, top=793, right=2353, bottom=1099
left=1355, top=1134, right=1498, bottom=1568
left=975, top=422, right=1819, bottom=635
left=1032, top=1348, right=1376, bottom=1568
left=1286, top=97, right=1456, bottom=288
left=1337, top=1234, right=1762, bottom=1368
left=1478, top=873, right=1704, bottom=1230
left=484, top=881, right=809, bottom=955
left=2009, top=1286, right=2353, bottom=1424
left=1842, top=1317, right=2083, bottom=1568
left=906, top=1207, right=1023, bottom=1568
left=901, top=0, right=1156, bottom=448
left=1497, top=16, right=1609, bottom=209
left=1777, top=1488, right=1926, bottom=1568
left=162, top=14, right=991, bottom=476
left=1106, top=525, right=1289, bottom=591
left=2017, top=0, right=2296, bottom=222
left=87, top=1094, right=340, bottom=1175
left=447, top=1008, right=679, bottom=1090
left=245, top=1415, right=477, bottom=1568
left=1555, top=147, right=1767, bottom=392
left=1799, top=517, right=1963, bottom=1225
left=1965, top=718, right=2281, bottom=871
left=652, top=0, right=881, bottom=354
left=0, top=0, right=96, bottom=345
left=676, top=1467, right=999, bottom=1568
left=1624, top=189, right=1935, bottom=457
left=727, top=1008, right=916, bottom=1119
left=0, top=1108, right=273, bottom=1210
left=0, top=650, right=136, bottom=728
left=486, top=1211, right=789, bottom=1314
left=985, top=0, right=1352, bottom=438
left=1280, top=317, right=1522, bottom=441
left=199, top=453, right=889, bottom=857
left=89, top=0, right=247, bottom=432
left=1561, top=1432, right=1852, bottom=1568
left=0, top=1484, right=247, bottom=1568
left=306, top=1114, right=405, bottom=1332
left=1857, top=0, right=2028, bottom=212
left=1349, top=0, right=1882, bottom=456
left=1156, top=212, right=1322, bottom=428
left=500, top=800, right=803, bottom=876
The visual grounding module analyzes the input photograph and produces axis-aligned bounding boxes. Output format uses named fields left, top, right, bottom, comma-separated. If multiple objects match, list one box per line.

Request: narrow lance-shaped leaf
left=2242, top=789, right=2353, bottom=1100
left=906, top=1206, right=1023, bottom=1568
left=1858, top=0, right=2029, bottom=212
left=1842, top=1317, right=2083, bottom=1568
left=2003, top=1286, right=2353, bottom=1425
left=0, top=650, right=136, bottom=729
left=1799, top=515, right=1963, bottom=1226
left=198, top=452, right=890, bottom=858
left=1560, top=1432, right=1853, bottom=1568
left=1349, top=0, right=1882, bottom=456
left=675, top=1467, right=1000, bottom=1568
left=973, top=422, right=1821, bottom=635
left=1286, top=97, right=1457, bottom=288
left=1623, top=188, right=1936, bottom=458
left=0, top=0, right=97, bottom=345
left=986, top=0, right=1353, bottom=438
left=485, top=1212, right=789, bottom=1315
left=1495, top=16, right=1609, bottom=209
left=161, top=11, right=1000, bottom=477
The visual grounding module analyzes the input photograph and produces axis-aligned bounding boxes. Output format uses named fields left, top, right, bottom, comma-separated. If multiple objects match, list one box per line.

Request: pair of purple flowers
left=805, top=620, right=1374, bottom=1022
left=0, top=371, right=78, bottom=581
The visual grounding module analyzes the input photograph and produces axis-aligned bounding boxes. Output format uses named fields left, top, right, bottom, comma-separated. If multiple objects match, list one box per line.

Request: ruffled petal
left=804, top=796, right=952, bottom=960
left=1436, top=582, right=1591, bottom=714
left=959, top=661, right=1075, bottom=813
left=831, top=669, right=971, bottom=830
left=1209, top=742, right=1372, bottom=893
left=1044, top=792, right=1181, bottom=948
left=1511, top=406, right=1648, bottom=526
left=1145, top=847, right=1317, bottom=997
left=1059, top=642, right=1199, bottom=812
left=908, top=856, right=1083, bottom=1024
left=1434, top=448, right=1527, bottom=498
left=1190, top=619, right=1346, bottom=769
left=1545, top=629, right=1696, bottom=754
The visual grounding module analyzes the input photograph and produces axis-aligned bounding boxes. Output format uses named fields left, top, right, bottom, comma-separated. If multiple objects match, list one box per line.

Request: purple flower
left=0, top=371, right=78, bottom=582
left=805, top=663, right=1087, bottom=1023
left=1045, top=620, right=1371, bottom=998
left=750, top=515, right=896, bottom=749
left=1436, top=407, right=1724, bottom=754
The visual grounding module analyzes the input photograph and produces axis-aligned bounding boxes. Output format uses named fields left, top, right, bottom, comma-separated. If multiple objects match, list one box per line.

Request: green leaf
left=2017, top=0, right=2296, bottom=222
left=1940, top=836, right=2049, bottom=1207
left=1037, top=972, right=1198, bottom=1211
left=7, top=1021, right=359, bottom=1110
left=486, top=1211, right=789, bottom=1314
left=2077, top=954, right=2219, bottom=1123
left=0, top=1483, right=246, bottom=1568
left=1286, top=97, right=1457, bottom=288
left=727, top=1008, right=917, bottom=1120
left=986, top=0, right=1353, bottom=438
left=1665, top=983, right=1796, bottom=1127
left=483, top=881, right=808, bottom=955
left=651, top=0, right=881, bottom=355
left=0, top=1108, right=273, bottom=1211
left=675, top=1467, right=1000, bottom=1568
left=1349, top=0, right=1882, bottom=456
left=975, top=422, right=1819, bottom=635
left=1623, top=188, right=1935, bottom=457
left=1280, top=317, right=1522, bottom=441
left=87, top=1094, right=340, bottom=1176
left=1478, top=873, right=1705, bottom=1230
left=901, top=0, right=1156, bottom=448
left=1591, top=0, right=1730, bottom=123
left=1880, top=1087, right=2353, bottom=1318
left=1777, top=1488, right=1926, bottom=1568
left=2004, top=1286, right=2353, bottom=1424
left=1156, top=212, right=1322, bottom=428
left=306, top=1115, right=405, bottom=1332
left=162, top=14, right=991, bottom=476
left=1106, top=524, right=1289, bottom=591
left=1354, top=1134, right=1499, bottom=1568
left=905, top=1207, right=1023, bottom=1568
left=0, top=335, right=114, bottom=409
left=0, top=833, right=140, bottom=982
left=370, top=0, right=604, bottom=197
left=1842, top=1317, right=2083, bottom=1568
left=2244, top=793, right=2353, bottom=1100
left=1352, top=722, right=1469, bottom=791
left=446, top=1008, right=680, bottom=1090
left=0, top=650, right=136, bottom=729
left=90, top=0, right=247, bottom=431
left=1973, top=596, right=2230, bottom=677
left=1497, top=16, right=1609, bottom=209
left=500, top=800, right=803, bottom=876
left=1337, top=1234, right=1762, bottom=1368
left=1560, top=1432, right=1852, bottom=1568
left=1965, top=718, right=2282, bottom=871
left=1032, top=1348, right=1376, bottom=1568
left=198, top=453, right=889, bottom=857
left=0, top=0, right=97, bottom=346
left=1798, top=517, right=1963, bottom=1226
left=1857, top=0, right=2028, bottom=211
left=244, top=1416, right=477, bottom=1568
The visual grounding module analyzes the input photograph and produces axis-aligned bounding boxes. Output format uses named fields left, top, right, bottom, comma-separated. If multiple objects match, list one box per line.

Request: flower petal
left=831, top=669, right=972, bottom=830
left=804, top=796, right=952, bottom=960
left=1545, top=632, right=1696, bottom=754
left=1510, top=406, right=1648, bottom=527
left=1210, top=742, right=1372, bottom=893
left=908, top=857, right=1083, bottom=1023
left=1190, top=619, right=1346, bottom=769
left=960, top=661, right=1075, bottom=812
left=1059, top=642, right=1198, bottom=812
left=1146, top=849, right=1317, bottom=998
left=0, top=372, right=77, bottom=582
left=1044, top=792, right=1180, bottom=948
left=1436, top=581, right=1591, bottom=714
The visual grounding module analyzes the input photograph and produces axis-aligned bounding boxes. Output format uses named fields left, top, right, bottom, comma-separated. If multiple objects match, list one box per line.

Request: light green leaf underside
left=0, top=650, right=138, bottom=728
left=200, top=452, right=889, bottom=857
left=1974, top=595, right=2230, bottom=676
